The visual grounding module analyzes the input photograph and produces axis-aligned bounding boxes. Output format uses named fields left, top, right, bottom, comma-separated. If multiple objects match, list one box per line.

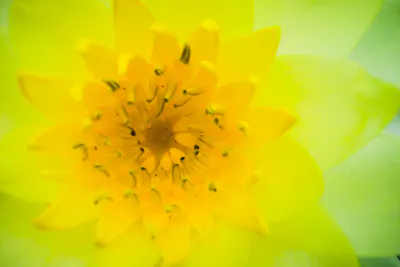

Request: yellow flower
left=0, top=0, right=399, bottom=267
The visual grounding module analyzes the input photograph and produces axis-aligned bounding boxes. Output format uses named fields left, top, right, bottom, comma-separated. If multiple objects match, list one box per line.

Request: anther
left=180, top=44, right=191, bottom=64
left=103, top=80, right=120, bottom=92
left=222, top=150, right=228, bottom=157
left=180, top=156, right=185, bottom=162
left=130, top=129, right=136, bottom=136
left=194, top=144, right=200, bottom=150
left=140, top=147, right=145, bottom=152
left=155, top=68, right=164, bottom=76
left=208, top=182, right=217, bottom=192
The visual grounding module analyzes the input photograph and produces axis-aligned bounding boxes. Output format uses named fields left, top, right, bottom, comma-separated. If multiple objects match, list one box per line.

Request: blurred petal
left=322, top=131, right=400, bottom=257
left=359, top=258, right=400, bottom=267
left=351, top=1, right=400, bottom=87
left=9, top=0, right=113, bottom=78
left=96, top=223, right=160, bottom=267
left=18, top=73, right=87, bottom=121
left=113, top=0, right=155, bottom=58
left=0, top=195, right=96, bottom=267
left=268, top=204, right=359, bottom=267
left=0, top=124, right=65, bottom=203
left=252, top=136, right=324, bottom=222
left=254, top=0, right=383, bottom=57
left=186, top=221, right=254, bottom=267
left=144, top=0, right=254, bottom=41
left=217, top=27, right=280, bottom=84
left=254, top=55, right=400, bottom=169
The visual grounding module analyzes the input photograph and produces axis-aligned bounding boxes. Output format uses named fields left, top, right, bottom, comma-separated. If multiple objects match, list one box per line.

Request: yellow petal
left=238, top=107, right=296, bottom=145
left=268, top=204, right=359, bottom=267
left=186, top=220, right=254, bottom=267
left=35, top=186, right=100, bottom=230
left=155, top=215, right=191, bottom=265
left=251, top=136, right=324, bottom=222
left=113, top=0, right=155, bottom=58
left=211, top=78, right=256, bottom=116
left=77, top=40, right=120, bottom=80
left=18, top=73, right=87, bottom=121
left=0, top=125, right=64, bottom=202
left=254, top=0, right=383, bottom=57
left=144, top=0, right=254, bottom=41
left=217, top=27, right=280, bottom=84
left=254, top=55, right=400, bottom=169
left=150, top=24, right=180, bottom=68
left=9, top=0, right=113, bottom=78
left=96, top=222, right=160, bottom=267
left=188, top=19, right=220, bottom=65
left=96, top=197, right=141, bottom=245
left=322, top=131, right=400, bottom=257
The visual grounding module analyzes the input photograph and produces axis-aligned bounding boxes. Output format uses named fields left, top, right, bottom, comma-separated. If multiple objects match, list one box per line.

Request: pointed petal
left=211, top=77, right=257, bottom=116
left=96, top=223, right=160, bottom=267
left=238, top=107, right=296, bottom=145
left=77, top=40, right=120, bottom=80
left=0, top=125, right=65, bottom=202
left=150, top=24, right=180, bottom=68
left=18, top=73, right=87, bottom=121
left=186, top=221, right=254, bottom=267
left=96, top=197, right=141, bottom=245
left=9, top=0, right=113, bottom=78
left=35, top=187, right=100, bottom=230
left=252, top=137, right=324, bottom=222
left=254, top=55, right=400, bottom=169
left=113, top=0, right=155, bottom=58
left=217, top=27, right=280, bottom=84
left=269, top=204, right=359, bottom=267
left=144, top=0, right=254, bottom=41
left=188, top=20, right=220, bottom=65
left=155, top=216, right=191, bottom=265
left=254, top=0, right=383, bottom=57
left=322, top=131, right=400, bottom=257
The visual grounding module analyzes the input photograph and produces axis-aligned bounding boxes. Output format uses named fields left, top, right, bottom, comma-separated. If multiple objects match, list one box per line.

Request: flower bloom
left=0, top=0, right=399, bottom=267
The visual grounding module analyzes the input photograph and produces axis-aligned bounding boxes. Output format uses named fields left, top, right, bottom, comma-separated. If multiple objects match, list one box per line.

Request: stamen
left=94, top=164, right=110, bottom=178
left=128, top=171, right=137, bottom=187
left=147, top=84, right=159, bottom=103
left=72, top=143, right=88, bottom=161
left=180, top=44, right=191, bottom=64
left=208, top=182, right=217, bottom=192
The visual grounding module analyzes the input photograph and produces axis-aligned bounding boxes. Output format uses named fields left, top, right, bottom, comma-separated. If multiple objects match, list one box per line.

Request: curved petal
left=96, top=222, right=160, bottom=267
left=254, top=55, right=400, bottom=169
left=251, top=136, right=324, bottom=222
left=18, top=73, right=87, bottom=121
left=351, top=0, right=400, bottom=88
left=0, top=23, right=40, bottom=125
left=0, top=124, right=66, bottom=203
left=144, top=0, right=254, bottom=41
left=268, top=204, right=359, bottom=267
left=322, top=131, right=400, bottom=257
left=0, top=195, right=97, bottom=267
left=254, top=0, right=383, bottom=57
left=9, top=0, right=113, bottom=78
